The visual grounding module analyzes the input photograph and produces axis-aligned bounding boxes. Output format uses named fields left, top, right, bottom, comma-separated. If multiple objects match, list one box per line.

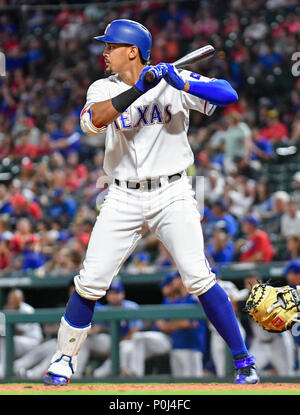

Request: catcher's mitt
left=245, top=283, right=300, bottom=332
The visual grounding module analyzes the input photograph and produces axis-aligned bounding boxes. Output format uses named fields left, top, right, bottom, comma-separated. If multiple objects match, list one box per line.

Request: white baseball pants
left=127, top=331, right=172, bottom=377
left=74, top=174, right=216, bottom=300
left=93, top=339, right=134, bottom=377
left=249, top=331, right=295, bottom=376
left=210, top=319, right=245, bottom=377
left=170, top=349, right=203, bottom=377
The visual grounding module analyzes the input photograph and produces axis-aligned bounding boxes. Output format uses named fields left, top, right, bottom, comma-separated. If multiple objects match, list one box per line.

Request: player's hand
left=159, top=63, right=186, bottom=90
left=135, top=65, right=166, bottom=93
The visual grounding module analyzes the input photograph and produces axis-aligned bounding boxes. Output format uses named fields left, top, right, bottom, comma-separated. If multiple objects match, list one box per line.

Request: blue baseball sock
left=198, top=283, right=248, bottom=358
left=64, top=290, right=96, bottom=328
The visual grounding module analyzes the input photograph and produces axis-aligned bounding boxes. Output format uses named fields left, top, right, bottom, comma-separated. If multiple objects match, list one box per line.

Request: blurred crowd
left=1, top=0, right=300, bottom=277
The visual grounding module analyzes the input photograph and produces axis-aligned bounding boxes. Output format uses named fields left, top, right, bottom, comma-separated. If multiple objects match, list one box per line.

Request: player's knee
left=182, top=271, right=216, bottom=296
left=74, top=274, right=109, bottom=301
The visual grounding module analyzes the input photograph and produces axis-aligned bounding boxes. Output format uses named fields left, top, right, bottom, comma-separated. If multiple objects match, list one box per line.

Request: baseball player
left=92, top=280, right=143, bottom=377
left=0, top=289, right=43, bottom=378
left=43, top=19, right=259, bottom=385
left=242, top=274, right=295, bottom=376
left=162, top=272, right=207, bottom=377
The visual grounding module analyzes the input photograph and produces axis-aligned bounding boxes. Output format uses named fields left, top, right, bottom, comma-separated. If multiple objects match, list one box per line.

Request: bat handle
left=143, top=69, right=156, bottom=83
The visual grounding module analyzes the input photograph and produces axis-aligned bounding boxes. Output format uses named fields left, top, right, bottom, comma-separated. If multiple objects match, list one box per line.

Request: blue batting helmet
left=94, top=19, right=152, bottom=61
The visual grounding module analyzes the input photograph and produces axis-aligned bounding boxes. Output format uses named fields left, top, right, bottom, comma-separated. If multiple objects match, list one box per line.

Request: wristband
left=111, top=86, right=144, bottom=113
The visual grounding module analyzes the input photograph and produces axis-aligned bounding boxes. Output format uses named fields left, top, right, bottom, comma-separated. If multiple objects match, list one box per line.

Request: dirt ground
left=0, top=383, right=299, bottom=393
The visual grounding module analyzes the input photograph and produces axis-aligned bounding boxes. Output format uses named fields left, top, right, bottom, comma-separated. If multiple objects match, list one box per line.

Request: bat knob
left=143, top=70, right=156, bottom=83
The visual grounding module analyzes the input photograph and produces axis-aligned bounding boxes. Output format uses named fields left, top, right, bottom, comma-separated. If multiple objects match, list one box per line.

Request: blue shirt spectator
left=47, top=188, right=77, bottom=222
left=163, top=294, right=206, bottom=353
left=206, top=231, right=235, bottom=264
left=95, top=280, right=142, bottom=338
left=205, top=199, right=238, bottom=238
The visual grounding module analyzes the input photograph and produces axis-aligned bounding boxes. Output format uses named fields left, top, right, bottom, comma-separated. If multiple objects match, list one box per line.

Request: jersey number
left=190, top=73, right=201, bottom=80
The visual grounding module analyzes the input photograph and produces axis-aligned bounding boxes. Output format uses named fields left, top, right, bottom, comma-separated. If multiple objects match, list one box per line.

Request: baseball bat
left=143, top=44, right=215, bottom=83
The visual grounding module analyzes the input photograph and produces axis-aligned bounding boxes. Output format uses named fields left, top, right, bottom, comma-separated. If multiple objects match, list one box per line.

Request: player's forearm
left=183, top=79, right=238, bottom=106
left=90, top=100, right=120, bottom=128
left=162, top=320, right=192, bottom=332
left=83, top=86, right=145, bottom=134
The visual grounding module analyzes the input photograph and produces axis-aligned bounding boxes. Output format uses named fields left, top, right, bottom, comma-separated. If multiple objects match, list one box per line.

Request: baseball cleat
left=233, top=354, right=260, bottom=384
left=43, top=371, right=70, bottom=386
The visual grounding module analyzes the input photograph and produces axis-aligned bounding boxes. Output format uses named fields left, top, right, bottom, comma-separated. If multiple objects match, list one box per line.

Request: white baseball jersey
left=81, top=70, right=216, bottom=180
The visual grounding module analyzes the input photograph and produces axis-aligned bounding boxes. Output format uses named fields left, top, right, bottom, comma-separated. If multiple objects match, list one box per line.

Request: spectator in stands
left=0, top=289, right=43, bottom=378
left=206, top=229, right=235, bottom=265
left=10, top=218, right=35, bottom=253
left=292, top=172, right=300, bottom=206
left=259, top=109, right=289, bottom=143
left=250, top=127, right=273, bottom=162
left=225, top=177, right=256, bottom=220
left=285, top=235, right=300, bottom=260
left=126, top=252, right=152, bottom=274
left=47, top=187, right=77, bottom=226
left=10, top=193, right=41, bottom=223
left=269, top=191, right=290, bottom=235
left=291, top=113, right=300, bottom=144
left=0, top=184, right=13, bottom=214
left=233, top=155, right=261, bottom=181
left=154, top=240, right=176, bottom=270
left=284, top=259, right=300, bottom=288
left=252, top=180, right=273, bottom=218
left=22, top=234, right=46, bottom=272
left=0, top=215, right=13, bottom=247
left=204, top=169, right=225, bottom=205
left=0, top=236, right=11, bottom=270
left=205, top=199, right=238, bottom=239
left=237, top=215, right=274, bottom=263
left=49, top=116, right=81, bottom=157
left=280, top=198, right=300, bottom=238
left=223, top=111, right=252, bottom=173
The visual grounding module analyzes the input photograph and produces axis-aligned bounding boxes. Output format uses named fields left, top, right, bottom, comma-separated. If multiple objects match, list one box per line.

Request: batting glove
left=135, top=65, right=165, bottom=93
left=161, top=63, right=186, bottom=90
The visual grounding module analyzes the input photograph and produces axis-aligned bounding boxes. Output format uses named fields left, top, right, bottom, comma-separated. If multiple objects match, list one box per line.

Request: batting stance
left=43, top=19, right=259, bottom=385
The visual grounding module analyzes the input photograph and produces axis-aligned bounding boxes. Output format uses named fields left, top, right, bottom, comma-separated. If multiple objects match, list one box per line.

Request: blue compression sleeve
left=198, top=283, right=248, bottom=357
left=187, top=79, right=238, bottom=106
left=64, top=290, right=96, bottom=328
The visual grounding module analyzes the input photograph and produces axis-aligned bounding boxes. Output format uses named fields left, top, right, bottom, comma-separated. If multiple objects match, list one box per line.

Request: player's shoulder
left=87, top=74, right=119, bottom=91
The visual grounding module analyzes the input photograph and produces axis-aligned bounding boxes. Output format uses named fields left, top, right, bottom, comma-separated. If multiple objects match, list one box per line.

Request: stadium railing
left=2, top=304, right=207, bottom=379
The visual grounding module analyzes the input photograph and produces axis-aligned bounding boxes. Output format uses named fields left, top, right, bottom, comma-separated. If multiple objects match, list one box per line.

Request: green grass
left=0, top=383, right=300, bottom=395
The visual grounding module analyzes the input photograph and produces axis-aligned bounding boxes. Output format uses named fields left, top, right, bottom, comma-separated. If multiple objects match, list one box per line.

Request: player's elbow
left=217, top=79, right=238, bottom=105
left=80, top=106, right=107, bottom=136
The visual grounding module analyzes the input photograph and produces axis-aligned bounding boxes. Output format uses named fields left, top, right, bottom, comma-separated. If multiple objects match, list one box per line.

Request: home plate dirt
left=0, top=383, right=300, bottom=393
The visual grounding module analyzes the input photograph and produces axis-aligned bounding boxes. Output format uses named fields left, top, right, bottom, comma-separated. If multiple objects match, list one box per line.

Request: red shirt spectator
left=10, top=194, right=42, bottom=221
left=0, top=239, right=11, bottom=269
left=259, top=110, right=289, bottom=141
left=240, top=215, right=274, bottom=262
